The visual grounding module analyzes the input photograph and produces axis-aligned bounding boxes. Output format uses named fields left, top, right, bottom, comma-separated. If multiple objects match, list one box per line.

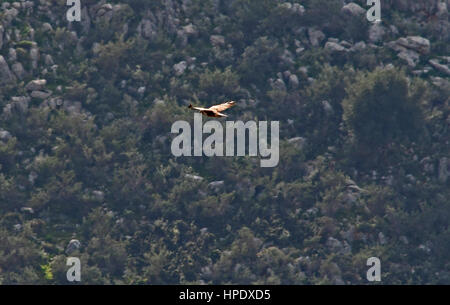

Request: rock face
left=3, top=7, right=19, bottom=24
left=8, top=48, right=17, bottom=61
left=81, top=6, right=91, bottom=34
left=290, top=3, right=305, bottom=15
left=20, top=207, right=34, bottom=214
left=208, top=181, right=225, bottom=192
left=25, top=79, right=47, bottom=91
left=341, top=3, right=366, bottom=16
left=92, top=190, right=105, bottom=202
left=177, top=23, right=197, bottom=46
left=431, top=77, right=450, bottom=92
left=325, top=41, right=346, bottom=52
left=0, top=129, right=12, bottom=141
left=288, top=137, right=307, bottom=150
left=369, top=23, right=385, bottom=43
left=210, top=35, right=225, bottom=46
left=397, top=49, right=420, bottom=67
left=137, top=86, right=146, bottom=95
left=30, top=46, right=40, bottom=69
left=387, top=36, right=431, bottom=67
left=185, top=174, right=204, bottom=181
left=4, top=96, right=31, bottom=116
left=31, top=90, right=51, bottom=100
left=0, top=55, right=16, bottom=85
left=139, top=19, right=157, bottom=41
left=44, top=55, right=54, bottom=66
left=42, top=22, right=53, bottom=33
left=173, top=61, right=187, bottom=76
left=429, top=59, right=450, bottom=75
left=11, top=63, right=26, bottom=79
left=396, top=36, right=431, bottom=55
left=326, top=237, right=351, bottom=255
left=436, top=1, right=448, bottom=18
left=350, top=41, right=367, bottom=52
left=66, top=239, right=81, bottom=254
left=280, top=49, right=295, bottom=65
left=272, top=78, right=287, bottom=92
left=63, top=100, right=82, bottom=115
left=182, top=24, right=197, bottom=36
left=308, top=28, right=325, bottom=47
left=288, top=74, right=299, bottom=89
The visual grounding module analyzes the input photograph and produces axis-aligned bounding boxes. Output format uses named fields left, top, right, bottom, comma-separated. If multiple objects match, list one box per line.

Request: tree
left=343, top=67, right=425, bottom=149
left=238, top=37, right=282, bottom=86
left=198, top=67, right=240, bottom=101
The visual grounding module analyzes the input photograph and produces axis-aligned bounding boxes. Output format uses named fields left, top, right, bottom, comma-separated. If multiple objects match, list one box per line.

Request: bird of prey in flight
left=188, top=101, right=236, bottom=117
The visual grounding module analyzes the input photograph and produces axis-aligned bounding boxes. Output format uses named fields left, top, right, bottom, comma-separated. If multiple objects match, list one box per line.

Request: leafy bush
left=343, top=67, right=425, bottom=148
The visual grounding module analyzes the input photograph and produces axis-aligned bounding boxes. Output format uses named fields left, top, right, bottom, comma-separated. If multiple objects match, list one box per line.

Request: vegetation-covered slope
left=0, top=0, right=449, bottom=284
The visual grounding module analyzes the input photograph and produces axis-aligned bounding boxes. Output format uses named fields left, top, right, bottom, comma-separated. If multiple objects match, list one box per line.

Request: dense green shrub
left=343, top=67, right=425, bottom=148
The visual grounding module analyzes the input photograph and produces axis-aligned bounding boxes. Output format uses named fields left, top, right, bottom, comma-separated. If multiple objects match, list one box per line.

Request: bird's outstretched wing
left=208, top=101, right=236, bottom=113
left=191, top=106, right=209, bottom=112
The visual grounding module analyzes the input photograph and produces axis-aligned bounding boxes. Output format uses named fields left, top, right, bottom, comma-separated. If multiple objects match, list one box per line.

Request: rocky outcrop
left=387, top=36, right=431, bottom=67
left=397, top=49, right=420, bottom=67
left=396, top=36, right=431, bottom=55
left=92, top=190, right=105, bottom=202
left=308, top=28, right=325, bottom=47
left=288, top=137, right=307, bottom=150
left=177, top=23, right=197, bottom=47
left=173, top=61, right=188, bottom=76
left=25, top=79, right=47, bottom=91
left=185, top=174, right=204, bottom=181
left=341, top=3, right=366, bottom=17
left=325, top=41, right=346, bottom=52
left=138, top=19, right=157, bottom=41
left=208, top=181, right=225, bottom=193
left=0, top=129, right=12, bottom=141
left=31, top=90, right=52, bottom=100
left=11, top=62, right=26, bottom=79
left=66, top=239, right=81, bottom=254
left=0, top=55, right=16, bottom=85
left=210, top=35, right=225, bottom=46
left=429, top=59, right=450, bottom=75
left=288, top=74, right=299, bottom=89
left=280, top=2, right=305, bottom=15
left=368, top=23, right=386, bottom=43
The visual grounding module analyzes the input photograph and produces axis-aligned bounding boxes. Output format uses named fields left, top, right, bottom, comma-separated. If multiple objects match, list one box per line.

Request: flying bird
left=188, top=101, right=236, bottom=117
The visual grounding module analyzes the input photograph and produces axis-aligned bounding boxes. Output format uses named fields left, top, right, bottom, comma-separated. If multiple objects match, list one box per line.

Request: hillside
left=0, top=0, right=449, bottom=284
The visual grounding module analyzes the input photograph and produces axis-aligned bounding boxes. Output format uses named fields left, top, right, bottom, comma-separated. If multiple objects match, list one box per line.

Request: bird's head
left=188, top=104, right=193, bottom=108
